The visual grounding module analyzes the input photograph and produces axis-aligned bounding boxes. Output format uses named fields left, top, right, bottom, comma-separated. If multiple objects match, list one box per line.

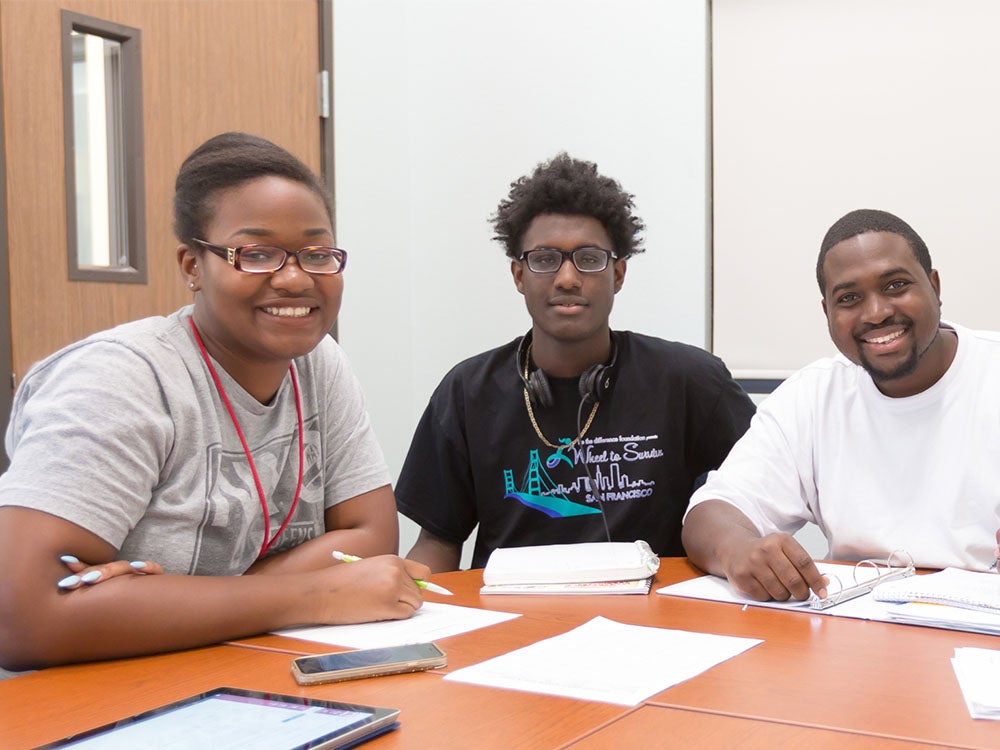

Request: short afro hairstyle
left=173, top=132, right=332, bottom=245
left=491, top=152, right=645, bottom=260
left=817, top=209, right=932, bottom=293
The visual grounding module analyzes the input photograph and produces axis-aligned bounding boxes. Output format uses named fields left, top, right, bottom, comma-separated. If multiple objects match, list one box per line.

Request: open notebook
left=658, top=559, right=914, bottom=612
left=658, top=559, right=1000, bottom=635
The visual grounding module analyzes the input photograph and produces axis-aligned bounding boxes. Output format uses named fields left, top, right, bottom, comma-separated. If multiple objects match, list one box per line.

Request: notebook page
left=874, top=567, right=1000, bottom=613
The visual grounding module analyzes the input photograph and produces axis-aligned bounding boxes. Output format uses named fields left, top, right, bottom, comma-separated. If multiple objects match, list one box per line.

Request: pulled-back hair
left=817, top=208, right=932, bottom=292
left=173, top=132, right=331, bottom=244
left=491, top=152, right=645, bottom=260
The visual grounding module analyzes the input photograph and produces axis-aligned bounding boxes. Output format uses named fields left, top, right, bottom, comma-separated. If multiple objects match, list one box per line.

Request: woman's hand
left=56, top=555, right=164, bottom=590
left=302, top=555, right=429, bottom=625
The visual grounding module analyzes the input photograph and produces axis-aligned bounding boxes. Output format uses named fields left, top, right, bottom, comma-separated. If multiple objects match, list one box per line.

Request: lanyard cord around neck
left=188, top=318, right=304, bottom=559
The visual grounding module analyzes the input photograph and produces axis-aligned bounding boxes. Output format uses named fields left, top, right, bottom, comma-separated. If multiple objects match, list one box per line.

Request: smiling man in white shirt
left=683, top=208, right=1000, bottom=602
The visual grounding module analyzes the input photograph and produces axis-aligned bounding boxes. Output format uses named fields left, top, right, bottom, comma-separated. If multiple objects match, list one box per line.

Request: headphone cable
left=577, top=396, right=612, bottom=544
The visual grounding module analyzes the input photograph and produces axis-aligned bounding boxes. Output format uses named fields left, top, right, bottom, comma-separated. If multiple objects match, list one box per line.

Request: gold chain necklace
left=522, top=344, right=599, bottom=450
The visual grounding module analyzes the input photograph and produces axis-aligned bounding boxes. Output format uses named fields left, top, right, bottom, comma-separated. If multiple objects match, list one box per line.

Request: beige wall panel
left=712, top=0, right=1000, bottom=374
left=1, top=0, right=319, bottom=379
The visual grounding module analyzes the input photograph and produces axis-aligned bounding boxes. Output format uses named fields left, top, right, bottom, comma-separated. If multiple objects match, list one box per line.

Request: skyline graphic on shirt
left=503, top=435, right=662, bottom=518
left=503, top=446, right=602, bottom=518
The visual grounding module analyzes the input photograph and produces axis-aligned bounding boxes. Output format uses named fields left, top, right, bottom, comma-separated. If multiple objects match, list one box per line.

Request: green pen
left=332, top=550, right=454, bottom=596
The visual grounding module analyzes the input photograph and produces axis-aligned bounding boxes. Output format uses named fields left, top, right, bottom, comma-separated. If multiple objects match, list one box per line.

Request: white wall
left=333, top=0, right=712, bottom=562
left=713, top=0, right=1000, bottom=374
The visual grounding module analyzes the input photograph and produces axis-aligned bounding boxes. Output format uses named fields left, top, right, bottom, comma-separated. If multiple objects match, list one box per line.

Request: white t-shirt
left=686, top=323, right=1000, bottom=570
left=0, top=306, right=391, bottom=575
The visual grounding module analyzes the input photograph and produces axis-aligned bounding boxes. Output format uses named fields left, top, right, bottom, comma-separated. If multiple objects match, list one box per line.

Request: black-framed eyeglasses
left=520, top=246, right=617, bottom=274
left=191, top=239, right=347, bottom=275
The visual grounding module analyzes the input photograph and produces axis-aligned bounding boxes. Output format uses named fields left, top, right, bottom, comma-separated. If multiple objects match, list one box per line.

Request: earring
left=189, top=282, right=195, bottom=289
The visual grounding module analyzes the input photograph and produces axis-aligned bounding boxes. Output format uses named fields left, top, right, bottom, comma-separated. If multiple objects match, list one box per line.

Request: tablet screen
left=37, top=687, right=400, bottom=750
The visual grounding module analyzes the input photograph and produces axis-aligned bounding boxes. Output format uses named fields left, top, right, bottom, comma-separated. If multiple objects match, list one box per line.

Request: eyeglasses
left=191, top=239, right=347, bottom=275
left=520, top=246, right=617, bottom=274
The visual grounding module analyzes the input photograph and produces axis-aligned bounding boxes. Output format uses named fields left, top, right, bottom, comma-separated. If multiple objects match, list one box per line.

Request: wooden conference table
left=2, top=559, right=998, bottom=749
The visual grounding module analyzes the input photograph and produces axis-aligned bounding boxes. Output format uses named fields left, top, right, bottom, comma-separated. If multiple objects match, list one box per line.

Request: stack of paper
left=872, top=567, right=1000, bottom=634
left=882, top=602, right=1000, bottom=635
left=952, top=647, right=1000, bottom=719
left=480, top=540, right=660, bottom=595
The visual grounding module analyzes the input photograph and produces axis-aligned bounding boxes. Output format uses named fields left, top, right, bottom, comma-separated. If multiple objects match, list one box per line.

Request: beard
left=858, top=326, right=939, bottom=384
left=860, top=346, right=919, bottom=383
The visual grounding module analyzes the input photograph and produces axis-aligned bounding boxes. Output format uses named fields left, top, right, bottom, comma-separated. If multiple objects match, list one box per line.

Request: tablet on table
left=35, top=686, right=400, bottom=749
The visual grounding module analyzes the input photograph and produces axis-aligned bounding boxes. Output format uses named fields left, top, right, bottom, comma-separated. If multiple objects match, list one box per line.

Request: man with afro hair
left=396, top=153, right=754, bottom=572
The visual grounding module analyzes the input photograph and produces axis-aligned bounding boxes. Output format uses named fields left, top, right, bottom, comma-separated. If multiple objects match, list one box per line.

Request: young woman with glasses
left=0, top=133, right=429, bottom=671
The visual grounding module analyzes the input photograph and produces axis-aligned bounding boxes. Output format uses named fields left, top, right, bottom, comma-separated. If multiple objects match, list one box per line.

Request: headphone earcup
left=579, top=364, right=612, bottom=403
left=526, top=369, right=554, bottom=409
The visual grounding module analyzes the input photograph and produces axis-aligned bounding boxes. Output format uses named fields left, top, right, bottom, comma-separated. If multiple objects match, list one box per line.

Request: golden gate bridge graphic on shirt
left=503, top=448, right=602, bottom=518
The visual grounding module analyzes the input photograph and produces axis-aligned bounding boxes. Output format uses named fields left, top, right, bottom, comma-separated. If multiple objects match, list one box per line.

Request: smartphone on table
left=291, top=642, right=447, bottom=686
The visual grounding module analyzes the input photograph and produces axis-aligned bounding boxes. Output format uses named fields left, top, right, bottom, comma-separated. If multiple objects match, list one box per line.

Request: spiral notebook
left=873, top=567, right=1000, bottom=613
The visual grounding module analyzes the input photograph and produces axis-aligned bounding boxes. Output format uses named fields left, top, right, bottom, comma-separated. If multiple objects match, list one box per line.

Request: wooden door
left=0, top=0, right=324, bottom=386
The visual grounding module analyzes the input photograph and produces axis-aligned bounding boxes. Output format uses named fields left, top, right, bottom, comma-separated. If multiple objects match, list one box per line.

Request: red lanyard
left=188, top=318, right=304, bottom=559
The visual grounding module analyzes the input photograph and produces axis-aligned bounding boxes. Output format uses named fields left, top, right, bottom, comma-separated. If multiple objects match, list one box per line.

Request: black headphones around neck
left=516, top=331, right=618, bottom=408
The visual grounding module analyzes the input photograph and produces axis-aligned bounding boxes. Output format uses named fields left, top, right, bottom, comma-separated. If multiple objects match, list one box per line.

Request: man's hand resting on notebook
left=683, top=500, right=830, bottom=602
left=720, top=533, right=830, bottom=602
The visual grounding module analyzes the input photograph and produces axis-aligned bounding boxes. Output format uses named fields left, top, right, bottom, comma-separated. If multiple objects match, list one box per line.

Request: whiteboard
left=713, top=0, right=1000, bottom=374
left=333, top=0, right=712, bottom=562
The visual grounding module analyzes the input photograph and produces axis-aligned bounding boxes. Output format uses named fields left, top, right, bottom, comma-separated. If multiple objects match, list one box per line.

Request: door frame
left=318, top=0, right=337, bottom=339
left=0, top=0, right=333, bottom=471
left=0, top=60, right=11, bottom=473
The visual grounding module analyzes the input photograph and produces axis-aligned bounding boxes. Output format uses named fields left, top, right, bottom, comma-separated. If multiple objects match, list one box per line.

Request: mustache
left=854, top=318, right=911, bottom=337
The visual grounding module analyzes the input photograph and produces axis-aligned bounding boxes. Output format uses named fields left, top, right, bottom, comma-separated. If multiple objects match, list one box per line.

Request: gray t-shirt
left=0, top=306, right=391, bottom=575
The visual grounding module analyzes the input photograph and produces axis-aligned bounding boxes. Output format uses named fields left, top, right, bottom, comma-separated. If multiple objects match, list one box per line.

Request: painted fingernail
left=57, top=575, right=81, bottom=588
left=81, top=571, right=102, bottom=583
left=60, top=555, right=80, bottom=564
left=129, top=561, right=147, bottom=570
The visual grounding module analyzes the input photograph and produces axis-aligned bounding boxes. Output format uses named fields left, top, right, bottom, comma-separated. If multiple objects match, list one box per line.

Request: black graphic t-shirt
left=396, top=332, right=755, bottom=569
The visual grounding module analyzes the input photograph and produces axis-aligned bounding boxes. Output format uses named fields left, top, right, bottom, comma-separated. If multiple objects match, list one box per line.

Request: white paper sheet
left=444, top=616, right=761, bottom=706
left=274, top=602, right=520, bottom=648
left=952, top=647, right=1000, bottom=719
